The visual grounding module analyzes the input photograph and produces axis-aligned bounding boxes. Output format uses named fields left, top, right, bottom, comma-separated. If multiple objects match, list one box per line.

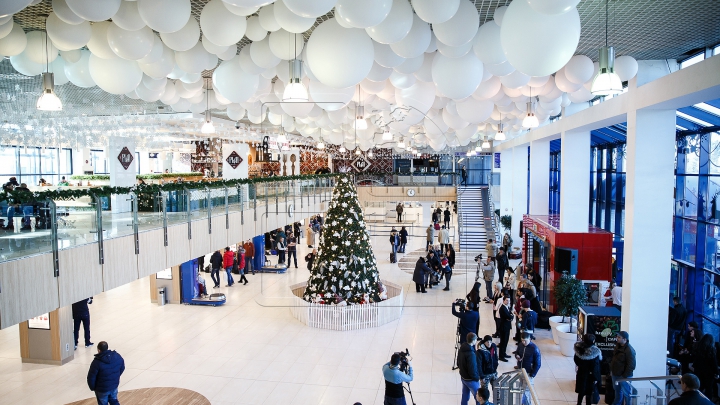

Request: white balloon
left=137, top=35, right=163, bottom=64
left=244, top=16, right=267, bottom=42
left=0, top=23, right=26, bottom=56
left=394, top=53, right=424, bottom=74
left=51, top=0, right=84, bottom=25
left=87, top=21, right=117, bottom=59
left=0, top=0, right=31, bottom=18
left=218, top=44, right=238, bottom=61
left=442, top=108, right=468, bottom=130
left=66, top=0, right=121, bottom=22
left=273, top=0, right=315, bottom=34
left=135, top=81, right=164, bottom=101
left=425, top=34, right=438, bottom=54
left=113, top=1, right=145, bottom=31
left=250, top=37, right=281, bottom=69
left=436, top=39, right=473, bottom=58
left=615, top=55, right=639, bottom=82
left=258, top=4, right=281, bottom=32
left=473, top=22, right=506, bottom=65
left=226, top=104, right=246, bottom=120
left=45, top=12, right=91, bottom=51
left=499, top=70, right=530, bottom=89
left=500, top=0, right=580, bottom=77
left=142, top=74, right=166, bottom=90
left=527, top=75, right=550, bottom=88
left=309, top=80, right=355, bottom=111
left=527, top=0, right=580, bottom=15
left=160, top=16, right=199, bottom=52
left=365, top=0, right=412, bottom=44
left=432, top=52, right=483, bottom=100
left=60, top=49, right=81, bottom=63
left=222, top=2, right=260, bottom=16
left=432, top=0, right=478, bottom=47
left=367, top=62, right=393, bottom=81
left=306, top=19, right=374, bottom=89
left=238, top=46, right=264, bottom=74
left=457, top=98, right=494, bottom=124
left=395, top=80, right=435, bottom=113
left=359, top=78, right=385, bottom=94
left=554, top=67, right=582, bottom=93
left=282, top=0, right=336, bottom=18
left=64, top=50, right=95, bottom=87
left=138, top=43, right=174, bottom=78
left=472, top=75, right=501, bottom=99
left=160, top=82, right=179, bottom=104
left=200, top=0, right=247, bottom=46
left=89, top=53, right=142, bottom=94
left=137, top=0, right=191, bottom=33
left=25, top=31, right=59, bottom=65
left=107, top=24, right=154, bottom=60
left=213, top=60, right=260, bottom=103
left=484, top=60, right=515, bottom=77
left=0, top=20, right=13, bottom=41
left=374, top=41, right=404, bottom=68
left=10, top=51, right=44, bottom=76
left=390, top=14, right=431, bottom=59
left=175, top=42, right=210, bottom=73
left=48, top=57, right=69, bottom=85
left=268, top=29, right=303, bottom=60
left=563, top=54, right=594, bottom=84
left=411, top=0, right=459, bottom=24
left=171, top=98, right=190, bottom=112
left=335, top=0, right=392, bottom=29
left=414, top=52, right=434, bottom=82
left=390, top=70, right=416, bottom=89
left=568, top=86, right=593, bottom=103
left=201, top=35, right=229, bottom=56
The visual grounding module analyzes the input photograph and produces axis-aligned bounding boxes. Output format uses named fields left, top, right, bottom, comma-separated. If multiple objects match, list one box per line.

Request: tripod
left=403, top=382, right=417, bottom=405
left=452, top=317, right=461, bottom=370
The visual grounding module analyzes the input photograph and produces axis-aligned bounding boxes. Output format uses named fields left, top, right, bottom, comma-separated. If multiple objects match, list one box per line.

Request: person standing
left=382, top=353, right=413, bottom=405
left=237, top=247, right=248, bottom=285
left=439, top=225, right=450, bottom=253
left=610, top=331, right=636, bottom=405
left=482, top=258, right=496, bottom=302
left=504, top=268, right=517, bottom=307
left=396, top=203, right=404, bottom=223
left=519, top=301, right=538, bottom=339
left=444, top=207, right=451, bottom=229
left=277, top=237, right=286, bottom=265
left=399, top=226, right=408, bottom=253
left=223, top=247, right=235, bottom=287
left=390, top=228, right=399, bottom=259
left=305, top=248, right=317, bottom=271
left=668, top=296, right=686, bottom=354
left=486, top=239, right=497, bottom=264
left=513, top=333, right=541, bottom=381
left=441, top=258, right=453, bottom=291
left=210, top=250, right=223, bottom=288
left=72, top=297, right=93, bottom=350
left=476, top=335, right=499, bottom=389
left=243, top=239, right=255, bottom=275
left=426, top=224, right=435, bottom=249
left=574, top=334, right=602, bottom=405
left=306, top=223, right=315, bottom=248
left=447, top=244, right=456, bottom=268
left=413, top=257, right=430, bottom=293
left=611, top=283, right=623, bottom=311
left=498, top=296, right=514, bottom=362
left=458, top=333, right=481, bottom=405
left=692, top=334, right=717, bottom=398
left=287, top=232, right=298, bottom=268
left=496, top=248, right=509, bottom=284
left=668, top=374, right=715, bottom=405
left=87, top=341, right=125, bottom=405
left=461, top=165, right=468, bottom=186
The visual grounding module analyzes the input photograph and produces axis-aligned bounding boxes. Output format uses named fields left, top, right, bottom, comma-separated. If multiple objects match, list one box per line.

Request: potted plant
left=552, top=271, right=587, bottom=356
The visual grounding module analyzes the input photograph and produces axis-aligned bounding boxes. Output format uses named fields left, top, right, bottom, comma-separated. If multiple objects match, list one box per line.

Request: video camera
left=474, top=254, right=483, bottom=263
left=394, top=348, right=412, bottom=373
left=454, top=298, right=467, bottom=312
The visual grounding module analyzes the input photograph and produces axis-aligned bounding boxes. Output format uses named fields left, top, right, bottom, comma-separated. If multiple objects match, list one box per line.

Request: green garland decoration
left=70, top=173, right=204, bottom=181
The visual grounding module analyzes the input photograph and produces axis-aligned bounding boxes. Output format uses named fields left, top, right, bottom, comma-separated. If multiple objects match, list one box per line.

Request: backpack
left=434, top=223, right=440, bottom=230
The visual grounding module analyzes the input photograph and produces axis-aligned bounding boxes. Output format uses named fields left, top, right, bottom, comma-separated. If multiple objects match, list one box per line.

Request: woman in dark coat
left=399, top=226, right=408, bottom=253
left=574, top=334, right=602, bottom=405
left=412, top=257, right=430, bottom=293
left=692, top=333, right=718, bottom=398
left=446, top=244, right=456, bottom=268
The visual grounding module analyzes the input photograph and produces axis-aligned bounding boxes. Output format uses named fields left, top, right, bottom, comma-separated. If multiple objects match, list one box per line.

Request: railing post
left=131, top=192, right=139, bottom=254
left=161, top=192, right=168, bottom=247
left=254, top=184, right=257, bottom=222
left=275, top=182, right=279, bottom=216
left=92, top=194, right=104, bottom=265
left=240, top=185, right=244, bottom=225
left=184, top=187, right=191, bottom=240
left=206, top=186, right=212, bottom=234
left=224, top=186, right=229, bottom=230
left=46, top=199, right=59, bottom=277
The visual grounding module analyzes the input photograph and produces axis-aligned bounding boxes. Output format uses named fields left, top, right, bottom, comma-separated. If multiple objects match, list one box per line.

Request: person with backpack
left=574, top=334, right=602, bottom=405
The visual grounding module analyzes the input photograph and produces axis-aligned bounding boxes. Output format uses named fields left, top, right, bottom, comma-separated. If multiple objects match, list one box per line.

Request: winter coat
left=514, top=341, right=541, bottom=378
left=243, top=241, right=255, bottom=259
left=476, top=343, right=499, bottom=377
left=223, top=250, right=234, bottom=268
left=439, top=229, right=450, bottom=244
left=453, top=303, right=479, bottom=339
left=457, top=342, right=480, bottom=381
left=412, top=258, right=431, bottom=284
left=521, top=309, right=538, bottom=332
left=496, top=253, right=509, bottom=273
left=210, top=251, right=223, bottom=268
left=87, top=350, right=125, bottom=393
left=574, top=343, right=602, bottom=393
left=426, top=226, right=435, bottom=242
left=499, top=304, right=514, bottom=331
left=389, top=232, right=399, bottom=246
left=399, top=229, right=408, bottom=244
left=305, top=253, right=315, bottom=270
left=72, top=298, right=92, bottom=317
left=482, top=261, right=496, bottom=282
left=444, top=209, right=451, bottom=221
left=610, top=342, right=636, bottom=378
left=447, top=248, right=455, bottom=267
left=466, top=282, right=482, bottom=307
left=668, top=390, right=715, bottom=405
left=486, top=241, right=498, bottom=257
left=306, top=226, right=315, bottom=245
left=396, top=204, right=403, bottom=214
left=237, top=252, right=245, bottom=270
left=669, top=304, right=687, bottom=330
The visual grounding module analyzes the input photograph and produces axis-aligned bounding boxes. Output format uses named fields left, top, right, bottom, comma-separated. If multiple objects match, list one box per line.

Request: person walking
left=498, top=296, right=514, bottom=362
left=444, top=207, right=451, bottom=229
left=237, top=247, right=248, bottom=285
left=426, top=224, right=435, bottom=249
left=223, top=247, right=235, bottom=287
left=574, top=334, right=602, bottom=405
left=243, top=239, right=255, bottom=275
left=439, top=225, right=450, bottom=253
left=692, top=334, right=717, bottom=398
left=399, top=226, right=408, bottom=253
left=476, top=335, right=499, bottom=389
left=210, top=250, right=223, bottom=288
left=413, top=257, right=430, bottom=293
left=305, top=248, right=317, bottom=271
left=668, top=296, right=686, bottom=354
left=458, top=333, right=481, bottom=405
left=442, top=258, right=453, bottom=291
left=669, top=374, right=715, bottom=405
left=287, top=232, right=298, bottom=268
left=461, top=165, right=468, bottom=186
left=482, top=258, right=496, bottom=302
left=72, top=297, right=93, bottom=350
left=306, top=223, right=315, bottom=248
left=396, top=203, right=404, bottom=223
left=610, top=331, right=636, bottom=405
left=87, top=341, right=125, bottom=405
left=277, top=236, right=286, bottom=265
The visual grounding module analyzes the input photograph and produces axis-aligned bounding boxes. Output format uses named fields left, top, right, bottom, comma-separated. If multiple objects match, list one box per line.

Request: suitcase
left=537, top=310, right=553, bottom=330
left=390, top=253, right=397, bottom=263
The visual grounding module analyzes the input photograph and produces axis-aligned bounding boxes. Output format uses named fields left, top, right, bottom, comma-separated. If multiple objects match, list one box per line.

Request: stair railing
left=614, top=375, right=682, bottom=405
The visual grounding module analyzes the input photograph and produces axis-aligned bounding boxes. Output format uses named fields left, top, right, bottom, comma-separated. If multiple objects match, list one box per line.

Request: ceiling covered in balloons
left=0, top=0, right=718, bottom=153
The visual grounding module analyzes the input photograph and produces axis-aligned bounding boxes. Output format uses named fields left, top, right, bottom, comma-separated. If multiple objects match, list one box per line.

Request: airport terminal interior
left=0, top=0, right=719, bottom=404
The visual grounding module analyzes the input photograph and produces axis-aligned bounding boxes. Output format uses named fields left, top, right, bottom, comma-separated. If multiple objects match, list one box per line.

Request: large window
left=589, top=144, right=626, bottom=237
left=0, top=146, right=72, bottom=186
left=549, top=150, right=560, bottom=215
left=90, top=149, right=107, bottom=174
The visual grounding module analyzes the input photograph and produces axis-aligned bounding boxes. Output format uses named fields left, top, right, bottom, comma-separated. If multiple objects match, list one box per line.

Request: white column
left=72, top=147, right=92, bottom=177
left=222, top=143, right=249, bottom=180
left=529, top=139, right=550, bottom=215
left=559, top=131, right=590, bottom=232
left=138, top=151, right=151, bottom=174
left=499, top=149, right=513, bottom=217
left=108, top=137, right=136, bottom=213
left=510, top=145, right=528, bottom=248
left=622, top=108, right=676, bottom=378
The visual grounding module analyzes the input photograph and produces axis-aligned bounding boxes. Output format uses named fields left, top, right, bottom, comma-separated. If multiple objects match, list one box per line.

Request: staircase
left=457, top=185, right=492, bottom=253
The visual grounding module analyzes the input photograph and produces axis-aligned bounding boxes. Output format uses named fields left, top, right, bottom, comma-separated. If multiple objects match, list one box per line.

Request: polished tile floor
left=0, top=219, right=581, bottom=405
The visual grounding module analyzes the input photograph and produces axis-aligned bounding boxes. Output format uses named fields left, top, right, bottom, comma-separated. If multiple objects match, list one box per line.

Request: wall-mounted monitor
left=156, top=268, right=172, bottom=280
left=28, top=313, right=50, bottom=330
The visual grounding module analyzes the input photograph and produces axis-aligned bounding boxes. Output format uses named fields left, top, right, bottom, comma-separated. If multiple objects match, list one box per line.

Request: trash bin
left=157, top=287, right=166, bottom=306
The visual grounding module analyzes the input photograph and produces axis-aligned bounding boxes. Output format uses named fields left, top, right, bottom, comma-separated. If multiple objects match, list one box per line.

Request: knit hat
left=482, top=335, right=493, bottom=344
left=617, top=331, right=629, bottom=341
left=441, top=258, right=448, bottom=266
left=522, top=300, right=530, bottom=308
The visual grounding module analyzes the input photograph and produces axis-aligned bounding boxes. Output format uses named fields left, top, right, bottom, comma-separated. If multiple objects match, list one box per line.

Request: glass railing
left=0, top=175, right=339, bottom=265
left=494, top=369, right=542, bottom=405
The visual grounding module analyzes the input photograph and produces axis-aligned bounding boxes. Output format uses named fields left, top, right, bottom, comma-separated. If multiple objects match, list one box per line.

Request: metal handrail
left=615, top=375, right=681, bottom=405
left=521, top=369, right=542, bottom=405
left=616, top=376, right=681, bottom=383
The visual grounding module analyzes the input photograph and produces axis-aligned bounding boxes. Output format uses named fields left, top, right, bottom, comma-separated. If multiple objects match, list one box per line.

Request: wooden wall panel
left=58, top=244, right=103, bottom=307
left=57, top=306, right=74, bottom=363
left=137, top=229, right=167, bottom=279
left=190, top=221, right=211, bottom=259
left=0, top=253, right=58, bottom=329
left=166, top=224, right=191, bottom=268
left=102, top=236, right=139, bottom=291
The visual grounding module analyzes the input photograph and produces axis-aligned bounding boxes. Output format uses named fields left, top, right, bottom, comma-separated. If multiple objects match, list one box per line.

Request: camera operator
left=382, top=353, right=413, bottom=405
left=453, top=299, right=480, bottom=340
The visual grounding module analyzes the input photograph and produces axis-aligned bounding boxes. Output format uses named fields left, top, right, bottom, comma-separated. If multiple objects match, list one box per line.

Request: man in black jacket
left=87, top=341, right=125, bottom=405
left=412, top=257, right=430, bottom=293
left=669, top=373, right=714, bottom=405
left=498, top=296, right=514, bottom=361
left=453, top=301, right=480, bottom=340
left=496, top=248, right=509, bottom=284
left=610, top=331, right=636, bottom=405
left=457, top=333, right=480, bottom=405
left=72, top=297, right=93, bottom=350
left=210, top=250, right=223, bottom=288
left=668, top=297, right=686, bottom=354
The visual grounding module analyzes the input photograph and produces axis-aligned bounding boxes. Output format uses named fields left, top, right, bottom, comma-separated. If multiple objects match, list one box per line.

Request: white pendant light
left=339, top=145, right=346, bottom=153
left=368, top=149, right=374, bottom=158
left=282, top=58, right=309, bottom=102
left=37, top=29, right=62, bottom=112
left=475, top=142, right=482, bottom=152
left=201, top=79, right=215, bottom=134
left=355, top=105, right=367, bottom=130
left=277, top=132, right=288, bottom=143
left=397, top=138, right=405, bottom=149
left=416, top=151, right=421, bottom=156
left=382, top=128, right=393, bottom=141
left=591, top=0, right=623, bottom=96
left=522, top=101, right=539, bottom=129
left=482, top=137, right=491, bottom=149
left=495, top=122, right=506, bottom=141
left=316, top=139, right=325, bottom=149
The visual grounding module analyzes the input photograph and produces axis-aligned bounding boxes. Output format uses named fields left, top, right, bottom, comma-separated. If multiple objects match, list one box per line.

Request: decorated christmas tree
left=303, top=175, right=381, bottom=305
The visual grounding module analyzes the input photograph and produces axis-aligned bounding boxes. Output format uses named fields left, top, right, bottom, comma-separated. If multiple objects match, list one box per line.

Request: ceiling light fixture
left=282, top=34, right=308, bottom=102
left=368, top=149, right=374, bottom=158
left=591, top=0, right=623, bottom=96
left=339, top=145, right=346, bottom=153
left=522, top=88, right=539, bottom=129
left=201, top=79, right=215, bottom=134
left=355, top=86, right=367, bottom=130
left=316, top=138, right=325, bottom=149
left=495, top=122, right=506, bottom=141
left=355, top=148, right=361, bottom=155
left=397, top=138, right=405, bottom=149
left=382, top=128, right=392, bottom=141
left=482, top=136, right=491, bottom=149
left=475, top=142, right=482, bottom=152
left=37, top=28, right=61, bottom=111
left=277, top=132, right=288, bottom=143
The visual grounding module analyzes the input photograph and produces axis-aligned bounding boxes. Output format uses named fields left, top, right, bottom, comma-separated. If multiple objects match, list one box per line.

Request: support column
left=499, top=148, right=513, bottom=218
left=108, top=137, right=136, bottom=213
left=19, top=307, right=74, bottom=365
left=529, top=139, right=550, bottom=215
left=510, top=145, right=528, bottom=248
left=222, top=143, right=250, bottom=180
left=559, top=131, right=590, bottom=232
left=622, top=108, right=676, bottom=378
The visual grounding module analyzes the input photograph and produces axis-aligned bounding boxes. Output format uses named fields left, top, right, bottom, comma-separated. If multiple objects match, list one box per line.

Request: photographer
left=453, top=300, right=480, bottom=340
left=382, top=352, right=413, bottom=405
left=480, top=256, right=496, bottom=302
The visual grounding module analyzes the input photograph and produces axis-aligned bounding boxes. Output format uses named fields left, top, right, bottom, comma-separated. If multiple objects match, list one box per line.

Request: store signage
left=267, top=137, right=290, bottom=151
left=28, top=313, right=50, bottom=330
left=117, top=147, right=133, bottom=170
left=148, top=152, right=158, bottom=158
left=351, top=156, right=372, bottom=172
left=494, top=153, right=501, bottom=168
left=226, top=151, right=244, bottom=169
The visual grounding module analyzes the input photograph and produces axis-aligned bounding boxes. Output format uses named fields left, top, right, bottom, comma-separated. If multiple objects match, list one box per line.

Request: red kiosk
left=522, top=215, right=613, bottom=312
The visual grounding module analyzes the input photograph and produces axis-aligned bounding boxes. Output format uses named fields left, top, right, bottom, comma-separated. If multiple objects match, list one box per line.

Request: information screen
left=156, top=268, right=172, bottom=280
left=28, top=313, right=50, bottom=330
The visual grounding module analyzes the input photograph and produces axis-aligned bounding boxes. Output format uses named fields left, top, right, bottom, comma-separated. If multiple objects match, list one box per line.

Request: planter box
left=549, top=316, right=576, bottom=344
left=555, top=323, right=580, bottom=357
